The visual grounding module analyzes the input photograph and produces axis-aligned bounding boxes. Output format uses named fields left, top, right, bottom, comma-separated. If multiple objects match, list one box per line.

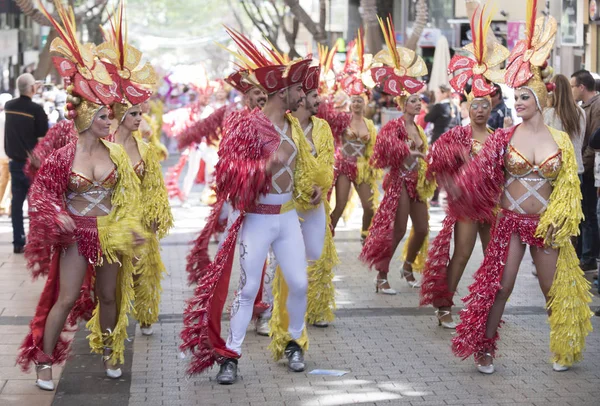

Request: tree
left=359, top=0, right=380, bottom=53
left=15, top=0, right=110, bottom=79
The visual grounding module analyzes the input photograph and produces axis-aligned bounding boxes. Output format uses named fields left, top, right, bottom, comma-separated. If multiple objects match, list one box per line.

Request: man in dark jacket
left=3, top=73, right=48, bottom=253
left=424, top=84, right=458, bottom=144
left=487, top=84, right=513, bottom=130
left=571, top=70, right=600, bottom=270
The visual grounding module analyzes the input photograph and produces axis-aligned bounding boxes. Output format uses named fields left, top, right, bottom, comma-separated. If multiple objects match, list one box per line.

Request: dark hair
left=491, top=83, right=502, bottom=98
left=571, top=70, right=596, bottom=92
left=551, top=74, right=583, bottom=141
left=596, top=79, right=600, bottom=92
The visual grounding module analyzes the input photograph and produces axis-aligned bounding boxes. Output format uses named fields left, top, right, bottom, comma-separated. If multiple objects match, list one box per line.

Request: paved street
left=1, top=156, right=600, bottom=406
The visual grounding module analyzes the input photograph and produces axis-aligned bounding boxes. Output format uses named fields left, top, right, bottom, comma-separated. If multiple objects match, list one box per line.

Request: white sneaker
left=553, top=362, right=569, bottom=372
left=255, top=317, right=270, bottom=336
left=106, top=367, right=122, bottom=379
left=140, top=326, right=154, bottom=336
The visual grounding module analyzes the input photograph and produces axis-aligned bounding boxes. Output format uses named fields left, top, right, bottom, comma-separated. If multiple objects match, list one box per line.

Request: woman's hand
left=310, top=186, right=323, bottom=205
left=409, top=149, right=426, bottom=160
left=545, top=225, right=558, bottom=249
left=57, top=213, right=76, bottom=233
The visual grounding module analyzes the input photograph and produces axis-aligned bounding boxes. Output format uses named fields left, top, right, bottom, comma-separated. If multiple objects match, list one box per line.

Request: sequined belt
left=248, top=200, right=295, bottom=215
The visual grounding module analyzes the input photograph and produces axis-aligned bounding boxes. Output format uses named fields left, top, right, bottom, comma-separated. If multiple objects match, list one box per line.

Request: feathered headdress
left=340, top=28, right=375, bottom=96
left=448, top=2, right=509, bottom=100
left=317, top=44, right=337, bottom=94
left=223, top=26, right=311, bottom=94
left=225, top=70, right=254, bottom=94
left=504, top=0, right=557, bottom=109
left=369, top=16, right=427, bottom=106
left=97, top=0, right=157, bottom=122
left=40, top=0, right=118, bottom=132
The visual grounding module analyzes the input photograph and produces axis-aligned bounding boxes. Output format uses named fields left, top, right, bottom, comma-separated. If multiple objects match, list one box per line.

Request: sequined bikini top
left=504, top=144, right=562, bottom=180
left=133, top=159, right=145, bottom=180
left=67, top=167, right=118, bottom=216
left=471, top=139, right=484, bottom=156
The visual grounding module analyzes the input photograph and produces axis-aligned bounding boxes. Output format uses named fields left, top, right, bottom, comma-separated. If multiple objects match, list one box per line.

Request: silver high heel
left=374, top=278, right=397, bottom=295
left=475, top=352, right=495, bottom=374
left=35, top=363, right=55, bottom=391
left=401, top=261, right=421, bottom=288
left=103, top=347, right=122, bottom=379
left=140, top=325, right=154, bottom=336
left=435, top=310, right=457, bottom=329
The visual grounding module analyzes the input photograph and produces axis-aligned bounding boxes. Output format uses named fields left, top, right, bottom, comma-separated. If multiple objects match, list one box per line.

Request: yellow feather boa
left=358, top=118, right=382, bottom=209
left=402, top=125, right=436, bottom=272
left=534, top=127, right=592, bottom=366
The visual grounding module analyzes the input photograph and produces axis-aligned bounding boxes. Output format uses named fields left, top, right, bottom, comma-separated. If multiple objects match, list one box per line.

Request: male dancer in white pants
left=268, top=65, right=338, bottom=358
left=180, top=29, right=322, bottom=385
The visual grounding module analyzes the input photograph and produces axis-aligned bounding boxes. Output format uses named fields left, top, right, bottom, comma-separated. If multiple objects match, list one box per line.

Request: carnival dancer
left=359, top=17, right=434, bottom=294
left=97, top=1, right=174, bottom=337
left=25, top=120, right=77, bottom=180
left=17, top=2, right=144, bottom=390
left=184, top=69, right=267, bottom=286
left=420, top=4, right=509, bottom=328
left=180, top=28, right=323, bottom=384
left=140, top=98, right=169, bottom=161
left=269, top=64, right=338, bottom=358
left=449, top=0, right=592, bottom=374
left=327, top=30, right=381, bottom=244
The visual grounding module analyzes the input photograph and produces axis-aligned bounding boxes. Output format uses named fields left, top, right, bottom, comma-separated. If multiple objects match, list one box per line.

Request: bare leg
left=479, top=233, right=527, bottom=366
left=478, top=222, right=492, bottom=252
left=402, top=200, right=429, bottom=282
left=355, top=182, right=375, bottom=236
left=530, top=245, right=559, bottom=305
left=438, top=221, right=479, bottom=322
left=330, top=175, right=351, bottom=230
left=41, top=244, right=88, bottom=380
left=377, top=185, right=410, bottom=288
left=95, top=260, right=120, bottom=369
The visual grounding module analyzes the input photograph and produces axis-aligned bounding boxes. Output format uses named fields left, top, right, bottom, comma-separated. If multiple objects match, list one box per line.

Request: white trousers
left=260, top=202, right=326, bottom=318
left=226, top=193, right=308, bottom=355
left=182, top=145, right=202, bottom=200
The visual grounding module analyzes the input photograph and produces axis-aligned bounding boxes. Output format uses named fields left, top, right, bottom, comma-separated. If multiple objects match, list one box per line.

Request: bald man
left=4, top=73, right=48, bottom=253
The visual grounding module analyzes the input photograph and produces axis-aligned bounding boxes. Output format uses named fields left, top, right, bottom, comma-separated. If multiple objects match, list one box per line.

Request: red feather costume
left=25, top=120, right=77, bottom=180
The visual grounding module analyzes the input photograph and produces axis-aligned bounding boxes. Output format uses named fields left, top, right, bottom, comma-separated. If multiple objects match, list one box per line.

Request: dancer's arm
left=177, top=105, right=227, bottom=150
left=426, top=125, right=470, bottom=180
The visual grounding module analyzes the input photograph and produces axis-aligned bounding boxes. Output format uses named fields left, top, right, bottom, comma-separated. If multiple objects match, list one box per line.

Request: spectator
left=487, top=83, right=513, bottom=130
left=571, top=69, right=600, bottom=271
left=543, top=74, right=585, bottom=176
left=3, top=73, right=48, bottom=253
left=0, top=93, right=13, bottom=216
left=424, top=84, right=458, bottom=144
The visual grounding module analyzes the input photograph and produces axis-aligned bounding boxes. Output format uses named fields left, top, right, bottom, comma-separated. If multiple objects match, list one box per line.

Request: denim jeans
left=8, top=160, right=30, bottom=248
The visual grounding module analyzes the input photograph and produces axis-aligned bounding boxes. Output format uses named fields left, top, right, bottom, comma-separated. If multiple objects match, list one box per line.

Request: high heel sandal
left=475, top=352, right=495, bottom=374
left=35, top=362, right=55, bottom=391
left=435, top=310, right=457, bottom=329
left=401, top=261, right=421, bottom=288
left=103, top=347, right=122, bottom=379
left=374, top=278, right=397, bottom=295
left=140, top=324, right=154, bottom=336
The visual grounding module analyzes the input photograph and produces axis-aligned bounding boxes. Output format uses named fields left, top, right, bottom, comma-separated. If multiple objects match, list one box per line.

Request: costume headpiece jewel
left=504, top=0, right=556, bottom=109
left=97, top=0, right=156, bottom=110
left=369, top=16, right=427, bottom=99
left=448, top=2, right=509, bottom=99
left=223, top=26, right=311, bottom=94
left=340, top=28, right=376, bottom=96
left=40, top=0, right=117, bottom=132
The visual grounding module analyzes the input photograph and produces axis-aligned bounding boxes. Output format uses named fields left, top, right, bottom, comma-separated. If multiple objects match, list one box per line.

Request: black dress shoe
left=216, top=358, right=238, bottom=385
left=13, top=246, right=25, bottom=254
left=284, top=341, right=305, bottom=372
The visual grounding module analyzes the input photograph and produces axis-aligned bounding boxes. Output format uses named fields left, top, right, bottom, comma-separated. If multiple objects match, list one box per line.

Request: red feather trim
left=180, top=214, right=244, bottom=375
left=370, top=118, right=410, bottom=169
left=165, top=152, right=188, bottom=200
left=334, top=152, right=358, bottom=182
left=26, top=121, right=77, bottom=180
left=452, top=210, right=543, bottom=360
left=186, top=199, right=226, bottom=285
left=426, top=125, right=471, bottom=181
left=420, top=215, right=456, bottom=308
left=177, top=105, right=228, bottom=150
left=215, top=108, right=276, bottom=212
